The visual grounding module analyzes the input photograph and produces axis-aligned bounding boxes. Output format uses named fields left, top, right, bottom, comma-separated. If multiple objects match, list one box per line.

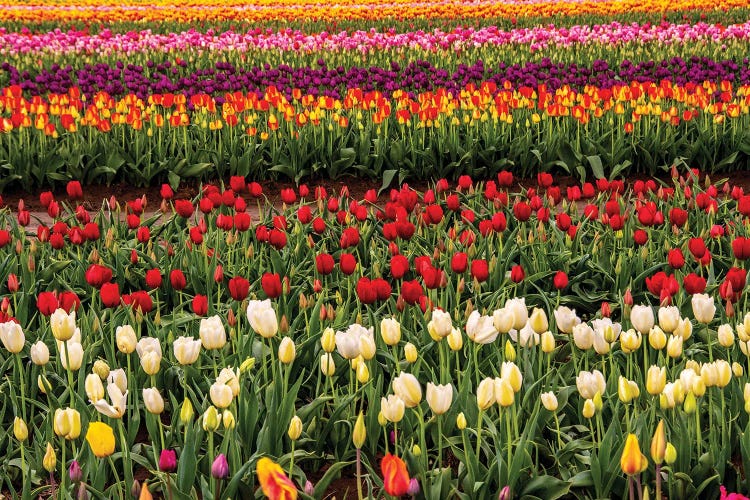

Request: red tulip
left=39, top=191, right=54, bottom=208
left=228, top=276, right=250, bottom=301
left=513, top=202, right=531, bottom=222
left=315, top=254, right=335, bottom=275
left=633, top=229, right=648, bottom=246
left=37, top=291, right=58, bottom=316
left=688, top=238, right=707, bottom=259
left=381, top=454, right=410, bottom=497
left=553, top=271, right=568, bottom=290
left=297, top=206, right=312, bottom=224
left=470, top=260, right=489, bottom=282
left=390, top=255, right=409, bottom=279
left=339, top=253, right=357, bottom=275
left=234, top=213, right=251, bottom=232
left=83, top=223, right=100, bottom=241
left=85, top=264, right=113, bottom=289
left=451, top=253, right=468, bottom=274
left=7, top=274, right=18, bottom=293
left=340, top=227, right=360, bottom=249
left=125, top=290, right=153, bottom=313
left=733, top=237, right=750, bottom=260
left=192, top=295, right=208, bottom=316
left=261, top=273, right=282, bottom=299
left=421, top=266, right=443, bottom=289
left=445, top=194, right=460, bottom=211
left=249, top=182, right=263, bottom=198
left=0, top=230, right=10, bottom=248
left=510, top=265, right=525, bottom=283
left=356, top=277, right=377, bottom=304
left=66, top=180, right=83, bottom=200
left=145, top=269, right=162, bottom=289
left=50, top=233, right=65, bottom=249
left=669, top=208, right=688, bottom=228
left=268, top=230, right=287, bottom=250
left=160, top=184, right=174, bottom=200
left=667, top=248, right=685, bottom=269
left=170, top=270, right=187, bottom=290
left=174, top=199, right=194, bottom=218
left=312, top=217, right=326, bottom=234
left=136, top=226, right=150, bottom=243
left=497, top=170, right=513, bottom=187
left=58, top=291, right=81, bottom=313
left=280, top=188, right=297, bottom=204
left=100, top=283, right=121, bottom=308
left=646, top=272, right=679, bottom=299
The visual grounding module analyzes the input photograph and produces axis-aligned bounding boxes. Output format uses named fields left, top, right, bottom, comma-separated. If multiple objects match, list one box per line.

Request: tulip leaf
left=177, top=422, right=199, bottom=493
left=312, top=460, right=354, bottom=498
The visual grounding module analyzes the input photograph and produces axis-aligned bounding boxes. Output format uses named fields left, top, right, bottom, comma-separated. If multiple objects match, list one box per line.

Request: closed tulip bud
left=200, top=315, right=227, bottom=350
left=529, top=308, right=548, bottom=334
left=456, top=412, right=467, bottom=430
left=541, top=391, right=558, bottom=411
left=380, top=395, right=405, bottom=423
left=647, top=366, right=667, bottom=395
left=476, top=377, right=496, bottom=410
left=739, top=324, right=750, bottom=342
left=504, top=339, right=516, bottom=362
left=378, top=411, right=387, bottom=427
left=222, top=410, right=236, bottom=429
left=404, top=342, right=418, bottom=363
left=541, top=331, right=555, bottom=353
left=321, top=327, right=336, bottom=352
left=30, top=340, right=49, bottom=365
left=278, top=337, right=296, bottom=364
left=718, top=324, right=735, bottom=347
left=353, top=412, right=366, bottom=448
left=447, top=327, right=463, bottom=351
left=658, top=306, right=680, bottom=333
left=115, top=325, right=137, bottom=354
left=381, top=318, right=401, bottom=346
left=142, top=388, right=164, bottom=415
left=85, top=373, right=105, bottom=401
left=675, top=318, right=692, bottom=340
left=683, top=391, right=697, bottom=413
left=43, top=443, right=57, bottom=472
left=666, top=335, right=683, bottom=358
left=495, top=377, right=515, bottom=407
left=0, top=321, right=24, bottom=353
left=320, top=353, right=336, bottom=376
left=359, top=334, right=376, bottom=360
left=13, top=417, right=28, bottom=442
left=393, top=373, right=422, bottom=408
left=412, top=444, right=421, bottom=456
left=744, top=383, right=750, bottom=413
left=239, top=357, right=256, bottom=374
left=630, top=305, right=655, bottom=334
left=618, top=376, right=639, bottom=403
left=92, top=359, right=110, bottom=380
left=501, top=361, right=523, bottom=392
left=650, top=420, right=666, bottom=464
left=140, top=351, right=161, bottom=375
left=180, top=398, right=194, bottom=424
left=69, top=460, right=82, bottom=483
left=620, top=434, right=648, bottom=475
left=287, top=415, right=302, bottom=441
left=54, top=408, right=81, bottom=440
left=716, top=360, right=732, bottom=388
left=356, top=361, right=370, bottom=383
left=38, top=374, right=50, bottom=394
left=593, top=391, right=603, bottom=411
left=582, top=399, right=596, bottom=418
left=734, top=362, right=744, bottom=377
left=691, top=294, right=715, bottom=324
left=203, top=406, right=221, bottom=432
left=665, top=442, right=677, bottom=464
left=426, top=383, right=452, bottom=415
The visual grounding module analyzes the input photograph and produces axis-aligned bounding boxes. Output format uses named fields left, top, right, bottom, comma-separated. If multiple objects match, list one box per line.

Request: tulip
left=648, top=326, right=667, bottom=350
left=426, top=383, right=452, bottom=415
left=60, top=342, right=84, bottom=370
left=466, top=311, right=499, bottom=344
left=692, top=293, right=716, bottom=323
left=359, top=335, right=376, bottom=360
left=456, top=412, right=467, bottom=430
left=477, top=377, right=496, bottom=410
left=199, top=315, right=227, bottom=350
left=392, top=372, right=422, bottom=408
left=666, top=335, right=683, bottom=358
left=278, top=337, right=296, bottom=364
left=159, top=449, right=177, bottom=472
left=86, top=422, right=115, bottom=458
left=620, top=434, right=648, bottom=475
left=50, top=309, right=76, bottom=341
left=287, top=415, right=302, bottom=441
left=447, top=327, right=463, bottom=351
left=203, top=406, right=221, bottom=432
left=718, top=324, right=735, bottom=347
left=180, top=399, right=194, bottom=425
left=618, top=376, right=640, bottom=403
left=356, top=361, right=370, bottom=384
left=504, top=297, right=528, bottom=330
left=320, top=327, right=336, bottom=352
left=495, top=378, right=515, bottom=407
left=404, top=342, right=418, bottom=363
left=381, top=454, right=410, bottom=497
left=381, top=395, right=405, bottom=423
left=572, top=323, right=594, bottom=350
left=620, top=329, right=642, bottom=353
left=173, top=336, right=202, bottom=365
left=0, top=321, right=24, bottom=353
left=381, top=317, right=401, bottom=346
left=211, top=454, right=229, bottom=479
left=427, top=309, right=453, bottom=340
left=115, top=325, right=137, bottom=354
left=529, top=308, right=548, bottom=334
left=69, top=460, right=82, bottom=483
left=210, top=383, right=233, bottom=409
left=665, top=443, right=677, bottom=464
left=93, top=360, right=110, bottom=380
left=353, top=412, right=366, bottom=448
left=658, top=306, right=681, bottom=333
left=646, top=366, right=667, bottom=395
left=576, top=370, right=606, bottom=399
left=630, top=305, right=655, bottom=334
left=492, top=307, right=514, bottom=334
left=246, top=299, right=278, bottom=339
left=716, top=360, right=732, bottom=388
left=142, top=388, right=164, bottom=414
left=30, top=340, right=49, bottom=365
left=222, top=409, right=236, bottom=430
left=541, top=331, right=555, bottom=353
left=501, top=361, right=523, bottom=392
left=43, top=442, right=56, bottom=472
left=85, top=373, right=105, bottom=401
left=14, top=417, right=28, bottom=441
left=256, top=457, right=296, bottom=499
left=541, top=392, right=558, bottom=411
left=320, top=353, right=336, bottom=376
left=553, top=306, right=580, bottom=334
left=504, top=340, right=517, bottom=361
left=651, top=421, right=666, bottom=464
left=582, top=399, right=596, bottom=419
left=335, top=324, right=373, bottom=360
left=140, top=351, right=161, bottom=375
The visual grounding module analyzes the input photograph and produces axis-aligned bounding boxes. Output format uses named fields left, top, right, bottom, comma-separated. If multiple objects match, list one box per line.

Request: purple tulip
left=159, top=449, right=178, bottom=472
left=211, top=453, right=229, bottom=479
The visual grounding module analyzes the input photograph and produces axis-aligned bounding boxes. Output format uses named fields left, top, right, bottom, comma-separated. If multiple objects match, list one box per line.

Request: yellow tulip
left=287, top=415, right=302, bottom=441
left=13, top=417, right=28, bottom=442
left=278, top=337, right=296, bottom=365
left=650, top=421, right=666, bottom=464
left=43, top=443, right=56, bottom=472
left=353, top=412, right=366, bottom=449
left=85, top=422, right=115, bottom=458
left=620, top=434, right=647, bottom=475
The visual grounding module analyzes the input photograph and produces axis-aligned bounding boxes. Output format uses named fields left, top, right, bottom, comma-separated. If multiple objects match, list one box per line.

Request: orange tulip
left=381, top=453, right=410, bottom=497
left=620, top=434, right=648, bottom=475
left=256, top=457, right=298, bottom=500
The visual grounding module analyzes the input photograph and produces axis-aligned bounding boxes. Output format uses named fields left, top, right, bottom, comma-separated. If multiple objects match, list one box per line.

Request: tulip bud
left=456, top=412, right=467, bottom=430
left=321, top=327, right=336, bottom=352
left=85, top=373, right=105, bottom=402
left=180, top=398, right=194, bottom=424
left=30, top=340, right=50, bottom=365
left=320, top=353, right=336, bottom=376
left=287, top=415, right=302, bottom=441
left=504, top=340, right=516, bottom=362
left=582, top=399, right=596, bottom=419
left=650, top=420, right=666, bottom=464
left=142, top=388, right=165, bottom=415
left=412, top=444, right=421, bottom=456
left=131, top=481, right=141, bottom=500
left=683, top=391, right=697, bottom=413
left=593, top=391, right=603, bottom=411
left=353, top=412, right=366, bottom=449
left=734, top=362, right=744, bottom=377
left=718, top=324, right=735, bottom=347
left=202, top=406, right=220, bottom=432
left=211, top=454, right=229, bottom=479
left=649, top=326, right=667, bottom=350
left=356, top=361, right=370, bottom=384
left=665, top=442, right=677, bottom=464
left=540, top=391, right=558, bottom=412
left=69, top=460, right=83, bottom=483
left=404, top=342, right=417, bottom=363
left=541, top=331, right=555, bottom=353
left=381, top=318, right=401, bottom=346
left=43, top=442, right=56, bottom=472
left=92, top=359, right=110, bottom=380
left=278, top=337, right=296, bottom=364
left=13, top=417, right=28, bottom=442
left=222, top=410, right=236, bottom=430
left=359, top=334, right=376, bottom=361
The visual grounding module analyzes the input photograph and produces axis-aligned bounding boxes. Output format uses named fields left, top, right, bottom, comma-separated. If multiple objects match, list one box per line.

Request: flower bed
left=2, top=170, right=750, bottom=498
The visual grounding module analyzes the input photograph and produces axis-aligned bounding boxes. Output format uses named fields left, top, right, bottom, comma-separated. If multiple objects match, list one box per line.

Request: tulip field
left=3, top=1, right=750, bottom=500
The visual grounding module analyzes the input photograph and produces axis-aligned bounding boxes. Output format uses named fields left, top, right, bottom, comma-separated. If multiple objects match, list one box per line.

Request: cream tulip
left=0, top=321, right=24, bottom=353
left=210, top=382, right=233, bottom=409
left=278, top=337, right=296, bottom=364
left=658, top=306, right=681, bottom=333
left=50, top=309, right=76, bottom=342
left=576, top=370, right=606, bottom=399
left=572, top=323, right=594, bottom=350
left=115, top=325, right=137, bottom=354
left=85, top=373, right=105, bottom=402
left=492, top=307, right=514, bottom=334
left=199, top=315, right=227, bottom=350
left=30, top=340, right=49, bottom=365
left=53, top=408, right=81, bottom=440
left=541, top=391, right=558, bottom=411
left=60, top=342, right=83, bottom=371
left=380, top=395, right=405, bottom=423
left=691, top=294, right=716, bottom=324
left=466, top=311, right=498, bottom=344
left=426, top=383, right=452, bottom=415
left=666, top=335, right=683, bottom=358
left=718, top=324, right=735, bottom=348
left=392, top=372, right=422, bottom=408
left=505, top=297, right=528, bottom=330
left=217, top=368, right=240, bottom=396
left=427, top=309, right=453, bottom=340
left=142, top=388, right=164, bottom=414
left=246, top=299, right=278, bottom=338
left=93, top=375, right=127, bottom=419
left=335, top=324, right=373, bottom=360
left=501, top=361, right=523, bottom=393
left=495, top=377, right=515, bottom=407
left=404, top=342, right=418, bottom=363
left=620, top=329, right=642, bottom=353
left=529, top=308, right=549, bottom=334
left=447, top=327, right=463, bottom=351
left=675, top=318, right=693, bottom=340
left=321, top=327, right=336, bottom=352
left=173, top=336, right=202, bottom=365
left=553, top=306, right=581, bottom=334
left=359, top=334, right=376, bottom=360
left=476, top=377, right=496, bottom=410
left=648, top=326, right=667, bottom=350
left=320, top=353, right=336, bottom=376
left=630, top=305, right=655, bottom=334
left=140, top=351, right=161, bottom=375
left=381, top=318, right=401, bottom=346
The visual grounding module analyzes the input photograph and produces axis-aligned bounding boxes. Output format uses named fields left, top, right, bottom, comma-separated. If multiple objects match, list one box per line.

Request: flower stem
left=356, top=448, right=364, bottom=500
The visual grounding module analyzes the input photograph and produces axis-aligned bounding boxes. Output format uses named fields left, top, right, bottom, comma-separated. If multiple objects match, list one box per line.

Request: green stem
left=107, top=456, right=124, bottom=500
left=475, top=409, right=483, bottom=461
left=356, top=448, right=364, bottom=500
left=15, top=354, right=26, bottom=421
